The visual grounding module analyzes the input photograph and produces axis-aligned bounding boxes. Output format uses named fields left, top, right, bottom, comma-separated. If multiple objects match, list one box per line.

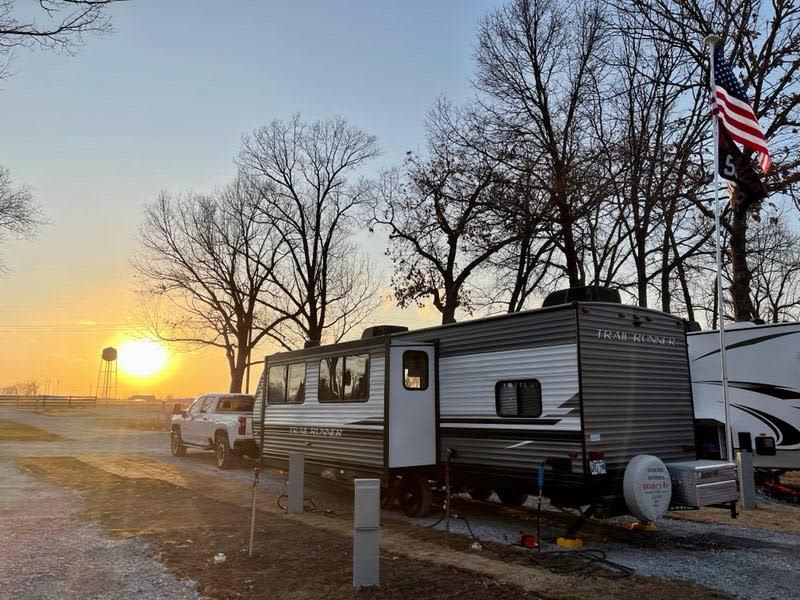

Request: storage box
left=666, top=460, right=738, bottom=507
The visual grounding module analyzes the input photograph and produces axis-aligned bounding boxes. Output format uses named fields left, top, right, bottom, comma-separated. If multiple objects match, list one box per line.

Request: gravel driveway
left=0, top=458, right=203, bottom=600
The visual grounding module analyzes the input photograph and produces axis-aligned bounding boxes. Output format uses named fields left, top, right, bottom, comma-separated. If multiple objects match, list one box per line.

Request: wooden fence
left=0, top=395, right=97, bottom=409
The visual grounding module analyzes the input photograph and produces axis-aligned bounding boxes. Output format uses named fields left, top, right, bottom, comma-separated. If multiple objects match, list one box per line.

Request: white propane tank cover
left=623, top=455, right=672, bottom=522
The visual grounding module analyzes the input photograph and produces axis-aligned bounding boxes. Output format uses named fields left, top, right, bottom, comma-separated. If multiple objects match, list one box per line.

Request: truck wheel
left=468, top=488, right=492, bottom=502
left=497, top=488, right=527, bottom=508
left=398, top=473, right=433, bottom=518
left=215, top=435, right=233, bottom=470
left=170, top=428, right=186, bottom=457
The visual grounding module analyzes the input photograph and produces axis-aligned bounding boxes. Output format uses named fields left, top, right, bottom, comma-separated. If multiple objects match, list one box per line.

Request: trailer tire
left=398, top=473, right=433, bottom=517
left=468, top=488, right=492, bottom=502
left=170, top=428, right=186, bottom=457
left=497, top=488, right=527, bottom=508
left=214, top=434, right=233, bottom=470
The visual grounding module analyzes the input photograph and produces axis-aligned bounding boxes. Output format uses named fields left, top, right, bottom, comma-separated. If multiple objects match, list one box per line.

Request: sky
left=0, top=1, right=500, bottom=398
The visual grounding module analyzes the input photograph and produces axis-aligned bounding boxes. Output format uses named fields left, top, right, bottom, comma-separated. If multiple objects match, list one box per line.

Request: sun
left=118, top=339, right=168, bottom=378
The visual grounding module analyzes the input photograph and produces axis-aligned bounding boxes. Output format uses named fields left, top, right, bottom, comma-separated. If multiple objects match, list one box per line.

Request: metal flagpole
left=704, top=34, right=734, bottom=464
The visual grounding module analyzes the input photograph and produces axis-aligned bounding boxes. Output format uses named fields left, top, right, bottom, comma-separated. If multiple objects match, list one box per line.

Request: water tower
left=95, top=346, right=118, bottom=404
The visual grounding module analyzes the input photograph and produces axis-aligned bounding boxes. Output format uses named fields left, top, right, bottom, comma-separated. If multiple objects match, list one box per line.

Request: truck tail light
left=238, top=416, right=246, bottom=436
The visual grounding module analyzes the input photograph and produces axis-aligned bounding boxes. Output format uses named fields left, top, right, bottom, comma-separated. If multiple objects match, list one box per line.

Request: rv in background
left=254, top=288, right=710, bottom=519
left=689, top=321, right=800, bottom=471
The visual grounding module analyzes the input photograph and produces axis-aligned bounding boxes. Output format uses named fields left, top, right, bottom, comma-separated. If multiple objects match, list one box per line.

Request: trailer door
left=388, top=344, right=436, bottom=468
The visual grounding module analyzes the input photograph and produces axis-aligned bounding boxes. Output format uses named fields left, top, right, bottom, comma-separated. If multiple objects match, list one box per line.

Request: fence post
left=353, top=478, right=380, bottom=588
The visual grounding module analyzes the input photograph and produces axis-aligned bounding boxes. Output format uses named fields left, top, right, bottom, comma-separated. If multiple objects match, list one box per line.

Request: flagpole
left=704, top=34, right=734, bottom=464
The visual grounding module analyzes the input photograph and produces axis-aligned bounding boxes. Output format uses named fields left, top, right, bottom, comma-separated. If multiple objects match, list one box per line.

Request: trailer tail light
left=588, top=451, right=607, bottom=476
left=238, top=416, right=247, bottom=436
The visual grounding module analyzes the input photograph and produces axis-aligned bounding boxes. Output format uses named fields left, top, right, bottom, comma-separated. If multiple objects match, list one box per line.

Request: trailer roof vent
left=542, top=286, right=621, bottom=307
left=361, top=325, right=409, bottom=339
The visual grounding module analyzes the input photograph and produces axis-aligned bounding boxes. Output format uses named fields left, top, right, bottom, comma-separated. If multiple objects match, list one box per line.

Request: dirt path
left=17, top=454, right=728, bottom=600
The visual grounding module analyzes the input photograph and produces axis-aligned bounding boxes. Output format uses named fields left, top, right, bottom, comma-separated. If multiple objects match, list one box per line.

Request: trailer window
left=319, top=354, right=370, bottom=402
left=319, top=357, right=342, bottom=401
left=286, top=363, right=306, bottom=404
left=495, top=380, right=542, bottom=418
left=403, top=350, right=429, bottom=390
left=344, top=354, right=370, bottom=401
left=267, top=365, right=287, bottom=404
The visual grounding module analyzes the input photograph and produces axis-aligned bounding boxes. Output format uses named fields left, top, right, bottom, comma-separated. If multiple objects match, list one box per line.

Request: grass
left=0, top=419, right=61, bottom=442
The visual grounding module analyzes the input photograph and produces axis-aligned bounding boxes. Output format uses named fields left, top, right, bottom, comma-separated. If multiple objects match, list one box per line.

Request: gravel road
left=2, top=406, right=799, bottom=600
left=0, top=458, right=203, bottom=600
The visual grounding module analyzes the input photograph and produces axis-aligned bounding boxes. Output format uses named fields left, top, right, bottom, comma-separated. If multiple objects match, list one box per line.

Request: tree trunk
left=441, top=303, right=457, bottom=325
left=728, top=213, right=756, bottom=322
left=229, top=362, right=245, bottom=393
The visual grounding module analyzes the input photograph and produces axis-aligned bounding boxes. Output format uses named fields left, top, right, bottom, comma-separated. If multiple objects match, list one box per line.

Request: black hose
left=276, top=492, right=319, bottom=513
left=502, top=545, right=634, bottom=578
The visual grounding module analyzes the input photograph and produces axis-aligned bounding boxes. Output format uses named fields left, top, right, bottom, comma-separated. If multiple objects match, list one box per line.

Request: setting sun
left=118, top=340, right=168, bottom=378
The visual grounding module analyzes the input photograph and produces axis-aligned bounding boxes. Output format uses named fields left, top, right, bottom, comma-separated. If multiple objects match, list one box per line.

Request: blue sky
left=0, top=1, right=500, bottom=394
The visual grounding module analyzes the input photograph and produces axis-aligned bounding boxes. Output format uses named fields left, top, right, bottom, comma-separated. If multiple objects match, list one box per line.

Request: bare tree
left=0, top=0, right=123, bottom=78
left=1, top=379, right=39, bottom=396
left=616, top=0, right=800, bottom=321
left=372, top=103, right=521, bottom=324
left=238, top=115, right=381, bottom=346
left=133, top=178, right=288, bottom=393
left=750, top=210, right=800, bottom=323
left=474, top=0, right=608, bottom=287
left=0, top=166, right=41, bottom=271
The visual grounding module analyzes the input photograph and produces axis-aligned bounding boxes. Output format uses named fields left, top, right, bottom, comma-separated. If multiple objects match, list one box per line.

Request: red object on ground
left=520, top=533, right=538, bottom=549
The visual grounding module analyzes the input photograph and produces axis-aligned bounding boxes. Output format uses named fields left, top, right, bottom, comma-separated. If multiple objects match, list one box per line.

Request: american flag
left=712, top=45, right=771, bottom=172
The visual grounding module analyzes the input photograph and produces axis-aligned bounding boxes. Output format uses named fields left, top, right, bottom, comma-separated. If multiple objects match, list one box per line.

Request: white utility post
left=288, top=453, right=305, bottom=514
left=353, top=478, right=380, bottom=588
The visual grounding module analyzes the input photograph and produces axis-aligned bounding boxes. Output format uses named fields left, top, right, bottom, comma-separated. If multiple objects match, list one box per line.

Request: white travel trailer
left=254, top=294, right=734, bottom=519
left=689, top=321, right=800, bottom=471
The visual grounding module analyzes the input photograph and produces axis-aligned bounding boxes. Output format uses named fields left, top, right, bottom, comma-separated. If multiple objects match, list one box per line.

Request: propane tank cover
left=623, top=455, right=672, bottom=522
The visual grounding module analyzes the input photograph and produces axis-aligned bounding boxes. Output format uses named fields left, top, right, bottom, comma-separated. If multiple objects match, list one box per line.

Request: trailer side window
left=319, top=356, right=342, bottom=402
left=286, top=363, right=306, bottom=404
left=495, top=380, right=542, bottom=418
left=319, top=354, right=370, bottom=402
left=267, top=365, right=287, bottom=404
left=343, top=354, right=370, bottom=401
left=403, top=350, right=429, bottom=390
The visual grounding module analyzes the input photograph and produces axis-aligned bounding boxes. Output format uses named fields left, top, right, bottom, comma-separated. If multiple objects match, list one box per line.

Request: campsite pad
left=0, top=419, right=61, bottom=442
left=15, top=455, right=728, bottom=600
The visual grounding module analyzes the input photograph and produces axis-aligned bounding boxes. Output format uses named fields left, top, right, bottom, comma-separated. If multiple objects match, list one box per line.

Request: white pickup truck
left=170, top=393, right=258, bottom=469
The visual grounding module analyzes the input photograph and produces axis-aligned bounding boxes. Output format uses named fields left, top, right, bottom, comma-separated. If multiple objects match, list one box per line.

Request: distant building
left=128, top=394, right=156, bottom=402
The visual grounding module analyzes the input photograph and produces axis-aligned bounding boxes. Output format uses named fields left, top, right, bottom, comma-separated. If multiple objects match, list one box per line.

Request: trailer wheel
left=497, top=488, right=527, bottom=508
left=467, top=488, right=492, bottom=502
left=170, top=428, right=186, bottom=457
left=398, top=474, right=433, bottom=517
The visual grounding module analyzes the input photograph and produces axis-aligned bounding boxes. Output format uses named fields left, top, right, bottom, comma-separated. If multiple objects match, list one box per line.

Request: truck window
left=217, top=396, right=255, bottom=412
left=189, top=398, right=204, bottom=414
left=199, top=397, right=214, bottom=413
left=495, top=380, right=542, bottom=418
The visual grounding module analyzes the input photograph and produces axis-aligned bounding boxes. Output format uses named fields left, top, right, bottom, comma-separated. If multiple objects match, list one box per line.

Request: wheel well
left=214, top=429, right=228, bottom=442
left=171, top=424, right=180, bottom=433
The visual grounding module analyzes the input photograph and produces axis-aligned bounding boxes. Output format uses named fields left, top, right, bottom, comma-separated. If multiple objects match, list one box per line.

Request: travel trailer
left=689, top=321, right=800, bottom=471
left=254, top=293, right=721, bottom=519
